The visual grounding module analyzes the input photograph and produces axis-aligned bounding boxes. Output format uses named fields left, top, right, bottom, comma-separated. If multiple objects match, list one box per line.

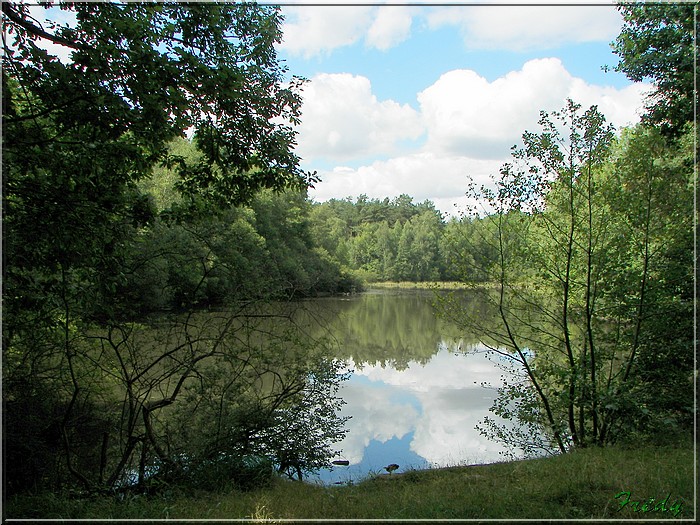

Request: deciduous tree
left=439, top=100, right=691, bottom=455
left=612, top=2, right=698, bottom=136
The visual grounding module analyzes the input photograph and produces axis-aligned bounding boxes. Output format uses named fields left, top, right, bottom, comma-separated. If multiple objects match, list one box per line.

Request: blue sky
left=274, top=1, right=652, bottom=216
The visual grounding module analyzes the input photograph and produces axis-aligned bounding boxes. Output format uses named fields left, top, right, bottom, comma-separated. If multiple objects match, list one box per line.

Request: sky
left=274, top=1, right=652, bottom=216
left=25, top=1, right=652, bottom=218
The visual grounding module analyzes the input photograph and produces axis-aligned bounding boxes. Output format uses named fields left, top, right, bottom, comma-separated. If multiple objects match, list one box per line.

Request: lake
left=296, top=289, right=520, bottom=485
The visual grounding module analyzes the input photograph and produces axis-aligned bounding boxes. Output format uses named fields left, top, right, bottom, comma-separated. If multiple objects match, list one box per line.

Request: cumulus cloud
left=427, top=4, right=623, bottom=51
left=411, top=386, right=508, bottom=465
left=334, top=381, right=420, bottom=464
left=310, top=154, right=501, bottom=209
left=280, top=4, right=415, bottom=58
left=354, top=345, right=506, bottom=392
left=569, top=80, right=651, bottom=129
left=417, top=58, right=650, bottom=160
left=418, top=64, right=560, bottom=159
left=296, top=73, right=424, bottom=163
left=303, top=58, right=649, bottom=215
left=279, top=6, right=374, bottom=58
left=366, top=6, right=414, bottom=51
left=357, top=350, right=513, bottom=466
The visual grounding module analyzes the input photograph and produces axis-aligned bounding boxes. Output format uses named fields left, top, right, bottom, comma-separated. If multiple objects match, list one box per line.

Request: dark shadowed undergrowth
left=5, top=442, right=693, bottom=520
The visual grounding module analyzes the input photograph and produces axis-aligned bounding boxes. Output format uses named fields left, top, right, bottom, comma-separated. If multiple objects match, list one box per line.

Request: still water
left=299, top=289, right=519, bottom=485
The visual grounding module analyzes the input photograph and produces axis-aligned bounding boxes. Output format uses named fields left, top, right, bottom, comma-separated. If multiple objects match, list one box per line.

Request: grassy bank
left=5, top=443, right=694, bottom=520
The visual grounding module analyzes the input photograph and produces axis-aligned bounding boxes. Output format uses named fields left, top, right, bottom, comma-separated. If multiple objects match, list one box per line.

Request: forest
left=2, top=0, right=695, bottom=501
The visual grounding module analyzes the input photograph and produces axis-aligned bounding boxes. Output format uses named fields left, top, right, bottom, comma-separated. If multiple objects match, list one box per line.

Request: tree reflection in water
left=295, top=289, right=521, bottom=485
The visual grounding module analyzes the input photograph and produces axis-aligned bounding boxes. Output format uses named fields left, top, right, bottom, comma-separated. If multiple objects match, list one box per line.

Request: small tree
left=254, top=358, right=351, bottom=481
left=440, top=100, right=691, bottom=454
left=4, top=300, right=351, bottom=494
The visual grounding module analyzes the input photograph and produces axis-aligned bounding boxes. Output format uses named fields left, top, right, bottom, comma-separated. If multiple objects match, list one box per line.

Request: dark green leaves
left=3, top=2, right=311, bottom=208
left=612, top=2, right=697, bottom=136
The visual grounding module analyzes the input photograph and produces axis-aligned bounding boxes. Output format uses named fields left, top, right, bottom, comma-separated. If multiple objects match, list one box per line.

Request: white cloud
left=309, top=159, right=462, bottom=219
left=354, top=345, right=506, bottom=392
left=305, top=58, right=649, bottom=215
left=569, top=80, right=652, bottom=129
left=411, top=386, right=508, bottom=466
left=280, top=4, right=416, bottom=58
left=417, top=58, right=650, bottom=161
left=365, top=6, right=414, bottom=51
left=334, top=381, right=419, bottom=464
left=418, top=58, right=569, bottom=159
left=311, top=153, right=500, bottom=213
left=280, top=5, right=374, bottom=58
left=335, top=349, right=512, bottom=466
left=280, top=3, right=621, bottom=57
left=296, top=73, right=424, bottom=163
left=427, top=4, right=622, bottom=51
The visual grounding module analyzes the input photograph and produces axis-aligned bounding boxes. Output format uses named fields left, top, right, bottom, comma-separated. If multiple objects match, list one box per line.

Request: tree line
left=312, top=195, right=449, bottom=283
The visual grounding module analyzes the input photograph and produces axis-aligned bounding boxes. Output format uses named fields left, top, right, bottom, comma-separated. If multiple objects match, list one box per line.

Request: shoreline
left=366, top=280, right=487, bottom=290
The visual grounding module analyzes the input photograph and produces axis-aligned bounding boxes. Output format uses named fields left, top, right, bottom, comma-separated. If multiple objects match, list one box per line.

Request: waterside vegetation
left=5, top=441, right=693, bottom=520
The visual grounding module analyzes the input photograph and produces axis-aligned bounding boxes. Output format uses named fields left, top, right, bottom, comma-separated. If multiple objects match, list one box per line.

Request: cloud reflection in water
left=313, top=342, right=516, bottom=484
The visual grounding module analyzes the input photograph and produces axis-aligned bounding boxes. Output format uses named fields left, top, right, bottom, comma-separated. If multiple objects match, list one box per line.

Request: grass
left=4, top=442, right=694, bottom=520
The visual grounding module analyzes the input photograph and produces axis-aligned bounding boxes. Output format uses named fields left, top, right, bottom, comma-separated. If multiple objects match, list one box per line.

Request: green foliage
left=2, top=3, right=350, bottom=499
left=2, top=0, right=317, bottom=325
left=441, top=1, right=697, bottom=458
left=476, top=368, right=561, bottom=460
left=439, top=214, right=501, bottom=283
left=441, top=99, right=693, bottom=454
left=4, top=1, right=314, bottom=202
left=4, top=304, right=351, bottom=496
left=602, top=125, right=694, bottom=437
left=122, top=187, right=358, bottom=314
left=255, top=358, right=351, bottom=481
left=170, top=454, right=276, bottom=493
left=142, top=351, right=350, bottom=490
left=309, top=195, right=448, bottom=282
left=2, top=0, right=314, bottom=322
left=612, top=2, right=697, bottom=136
left=4, top=0, right=693, bottom=504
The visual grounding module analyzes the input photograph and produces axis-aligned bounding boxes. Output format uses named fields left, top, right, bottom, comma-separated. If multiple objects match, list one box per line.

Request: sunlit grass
left=5, top=442, right=693, bottom=520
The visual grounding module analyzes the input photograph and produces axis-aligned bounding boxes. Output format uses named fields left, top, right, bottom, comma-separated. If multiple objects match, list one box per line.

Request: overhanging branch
left=2, top=3, right=84, bottom=51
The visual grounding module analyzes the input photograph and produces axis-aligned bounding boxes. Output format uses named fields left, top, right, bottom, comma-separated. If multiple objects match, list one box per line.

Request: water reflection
left=304, top=290, right=518, bottom=485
